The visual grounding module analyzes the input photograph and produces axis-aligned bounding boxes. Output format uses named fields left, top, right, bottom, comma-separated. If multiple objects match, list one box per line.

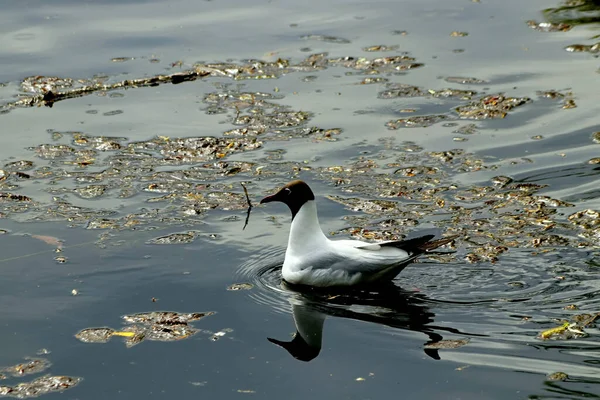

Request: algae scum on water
left=1, top=51, right=597, bottom=249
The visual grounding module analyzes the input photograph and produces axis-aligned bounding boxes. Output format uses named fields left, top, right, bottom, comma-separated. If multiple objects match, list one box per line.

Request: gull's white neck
left=287, top=200, right=328, bottom=253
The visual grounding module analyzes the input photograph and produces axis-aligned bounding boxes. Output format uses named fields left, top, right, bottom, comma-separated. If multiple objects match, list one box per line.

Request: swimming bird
left=260, top=180, right=457, bottom=287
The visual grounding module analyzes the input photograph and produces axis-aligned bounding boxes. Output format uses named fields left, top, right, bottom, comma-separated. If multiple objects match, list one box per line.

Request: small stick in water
left=241, top=182, right=253, bottom=208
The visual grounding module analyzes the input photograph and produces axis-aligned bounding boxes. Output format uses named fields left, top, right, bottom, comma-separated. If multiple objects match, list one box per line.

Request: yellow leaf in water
left=539, top=322, right=569, bottom=339
left=112, top=331, right=136, bottom=337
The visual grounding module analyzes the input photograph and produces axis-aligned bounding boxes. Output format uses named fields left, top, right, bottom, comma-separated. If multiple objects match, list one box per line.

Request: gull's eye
left=284, top=188, right=292, bottom=195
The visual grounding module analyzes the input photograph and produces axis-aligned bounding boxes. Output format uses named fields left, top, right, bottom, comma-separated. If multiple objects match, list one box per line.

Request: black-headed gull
left=260, top=180, right=458, bottom=287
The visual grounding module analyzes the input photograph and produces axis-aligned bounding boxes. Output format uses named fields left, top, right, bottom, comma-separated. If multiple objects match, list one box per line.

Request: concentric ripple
left=236, top=245, right=291, bottom=315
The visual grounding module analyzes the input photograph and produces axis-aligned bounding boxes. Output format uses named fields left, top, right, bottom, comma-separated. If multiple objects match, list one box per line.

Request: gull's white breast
left=281, top=201, right=412, bottom=287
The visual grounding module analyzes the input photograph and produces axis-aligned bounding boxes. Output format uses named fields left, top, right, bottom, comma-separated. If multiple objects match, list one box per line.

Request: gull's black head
left=260, top=180, right=315, bottom=219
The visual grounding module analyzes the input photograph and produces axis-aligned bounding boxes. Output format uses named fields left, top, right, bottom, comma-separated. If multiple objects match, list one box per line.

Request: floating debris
left=75, top=328, right=115, bottom=343
left=3, top=161, right=35, bottom=171
left=363, top=45, right=399, bottom=52
left=425, top=339, right=470, bottom=349
left=0, top=375, right=81, bottom=398
left=568, top=209, right=600, bottom=229
left=327, top=196, right=400, bottom=214
left=491, top=176, right=513, bottom=188
left=358, top=77, right=389, bottom=85
left=111, top=57, right=134, bottom=63
left=2, top=52, right=427, bottom=114
left=21, top=76, right=73, bottom=93
left=146, top=231, right=198, bottom=245
left=428, top=88, right=476, bottom=99
left=0, top=359, right=51, bottom=378
left=4, top=69, right=211, bottom=110
left=0, top=52, right=595, bottom=262
left=378, top=84, right=424, bottom=99
left=30, top=144, right=74, bottom=160
left=210, top=328, right=233, bottom=341
left=227, top=283, right=254, bottom=291
left=539, top=322, right=578, bottom=340
left=76, top=311, right=215, bottom=347
left=450, top=31, right=469, bottom=37
left=537, top=89, right=577, bottom=112
left=122, top=311, right=213, bottom=325
left=453, top=123, right=479, bottom=135
left=546, top=372, right=569, bottom=381
left=328, top=55, right=423, bottom=72
left=537, top=90, right=565, bottom=99
left=526, top=20, right=572, bottom=32
left=310, top=139, right=597, bottom=262
left=538, top=313, right=598, bottom=340
left=565, top=42, right=599, bottom=53
left=386, top=114, right=449, bottom=129
left=0, top=193, right=33, bottom=202
left=588, top=157, right=600, bottom=164
left=562, top=99, right=577, bottom=109
left=455, top=94, right=531, bottom=119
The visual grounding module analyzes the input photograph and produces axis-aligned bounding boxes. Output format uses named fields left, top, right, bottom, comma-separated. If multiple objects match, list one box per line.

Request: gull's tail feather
left=378, top=234, right=458, bottom=255
left=378, top=234, right=434, bottom=251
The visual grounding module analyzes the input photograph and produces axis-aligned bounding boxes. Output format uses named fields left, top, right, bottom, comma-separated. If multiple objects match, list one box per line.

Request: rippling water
left=1, top=0, right=600, bottom=398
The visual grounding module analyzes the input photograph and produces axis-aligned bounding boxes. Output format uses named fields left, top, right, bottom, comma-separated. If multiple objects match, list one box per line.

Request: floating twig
left=241, top=182, right=253, bottom=208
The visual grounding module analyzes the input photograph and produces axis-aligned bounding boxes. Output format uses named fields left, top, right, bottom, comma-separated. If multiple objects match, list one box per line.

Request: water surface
left=1, top=0, right=600, bottom=399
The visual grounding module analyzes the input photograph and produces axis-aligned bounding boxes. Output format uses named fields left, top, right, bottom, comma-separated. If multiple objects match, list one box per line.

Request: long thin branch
left=1, top=68, right=211, bottom=111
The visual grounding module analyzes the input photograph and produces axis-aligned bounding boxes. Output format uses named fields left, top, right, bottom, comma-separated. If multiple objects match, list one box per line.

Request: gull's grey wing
left=334, top=234, right=459, bottom=281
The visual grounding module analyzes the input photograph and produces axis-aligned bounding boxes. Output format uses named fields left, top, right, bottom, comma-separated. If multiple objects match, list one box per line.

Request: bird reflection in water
left=268, top=282, right=479, bottom=362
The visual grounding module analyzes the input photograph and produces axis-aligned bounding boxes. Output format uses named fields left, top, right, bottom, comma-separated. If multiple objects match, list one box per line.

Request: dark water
left=1, top=0, right=600, bottom=399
